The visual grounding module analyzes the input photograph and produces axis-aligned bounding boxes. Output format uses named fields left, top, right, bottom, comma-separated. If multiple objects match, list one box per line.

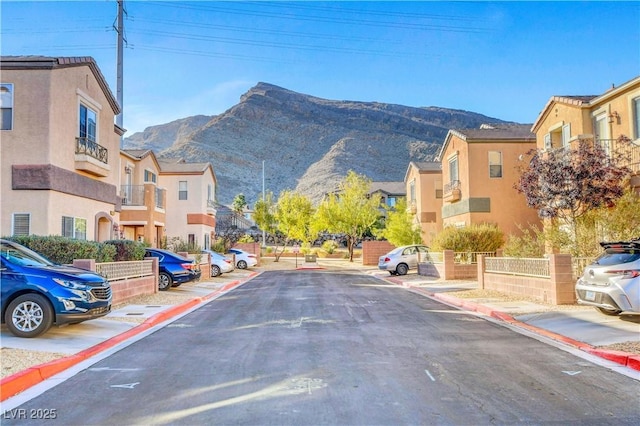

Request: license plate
left=585, top=290, right=596, bottom=301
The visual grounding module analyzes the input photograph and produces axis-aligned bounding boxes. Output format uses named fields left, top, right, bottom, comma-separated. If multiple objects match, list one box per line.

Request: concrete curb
left=393, top=278, right=640, bottom=372
left=0, top=276, right=252, bottom=402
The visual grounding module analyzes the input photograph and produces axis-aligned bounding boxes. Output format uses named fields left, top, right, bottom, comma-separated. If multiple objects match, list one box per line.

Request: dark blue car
left=0, top=239, right=112, bottom=338
left=144, top=248, right=200, bottom=291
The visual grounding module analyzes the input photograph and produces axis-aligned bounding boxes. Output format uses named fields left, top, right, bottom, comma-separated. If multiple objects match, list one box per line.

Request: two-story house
left=369, top=181, right=406, bottom=213
left=531, top=76, right=640, bottom=193
left=437, top=124, right=541, bottom=237
left=404, top=162, right=442, bottom=246
left=158, top=159, right=218, bottom=250
left=119, top=149, right=166, bottom=245
left=1, top=56, right=123, bottom=240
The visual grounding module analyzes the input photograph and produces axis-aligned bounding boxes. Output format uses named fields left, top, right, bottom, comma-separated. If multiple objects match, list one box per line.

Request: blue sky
left=2, top=1, right=639, bottom=136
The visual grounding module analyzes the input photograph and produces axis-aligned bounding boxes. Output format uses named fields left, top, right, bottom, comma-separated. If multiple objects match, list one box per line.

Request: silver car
left=575, top=239, right=640, bottom=316
left=378, top=244, right=431, bottom=276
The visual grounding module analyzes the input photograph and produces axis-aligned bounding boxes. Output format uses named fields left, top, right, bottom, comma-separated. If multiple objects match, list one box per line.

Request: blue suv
left=1, top=239, right=112, bottom=338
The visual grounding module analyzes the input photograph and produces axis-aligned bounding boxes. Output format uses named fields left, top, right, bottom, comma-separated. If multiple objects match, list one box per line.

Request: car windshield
left=594, top=248, right=640, bottom=266
left=0, top=241, right=54, bottom=267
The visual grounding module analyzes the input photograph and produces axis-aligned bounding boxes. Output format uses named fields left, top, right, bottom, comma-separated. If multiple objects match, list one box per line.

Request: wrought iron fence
left=485, top=257, right=550, bottom=278
left=76, top=137, right=108, bottom=163
left=121, top=185, right=145, bottom=206
left=95, top=260, right=154, bottom=281
left=443, top=180, right=461, bottom=195
left=454, top=251, right=495, bottom=264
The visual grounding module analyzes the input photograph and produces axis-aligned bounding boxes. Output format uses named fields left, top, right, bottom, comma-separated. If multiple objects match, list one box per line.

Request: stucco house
left=119, top=149, right=166, bottom=245
left=531, top=76, right=640, bottom=193
left=404, top=162, right=442, bottom=246
left=1, top=56, right=123, bottom=240
left=369, top=181, right=406, bottom=211
left=436, top=124, right=541, bottom=237
left=158, top=159, right=218, bottom=250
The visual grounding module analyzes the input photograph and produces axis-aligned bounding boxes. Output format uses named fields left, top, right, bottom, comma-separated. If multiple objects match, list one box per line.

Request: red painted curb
left=0, top=278, right=248, bottom=402
left=584, top=348, right=630, bottom=366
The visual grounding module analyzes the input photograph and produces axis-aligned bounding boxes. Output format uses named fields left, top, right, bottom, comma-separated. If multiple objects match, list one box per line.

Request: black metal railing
left=121, top=185, right=145, bottom=206
left=443, top=180, right=461, bottom=195
left=596, top=138, right=640, bottom=173
left=76, top=137, right=108, bottom=164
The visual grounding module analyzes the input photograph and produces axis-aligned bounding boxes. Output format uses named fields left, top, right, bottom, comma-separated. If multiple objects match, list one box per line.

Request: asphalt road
left=3, top=271, right=639, bottom=425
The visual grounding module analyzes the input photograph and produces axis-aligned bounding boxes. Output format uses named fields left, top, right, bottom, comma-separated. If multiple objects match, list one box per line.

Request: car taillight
left=605, top=269, right=640, bottom=279
left=384, top=257, right=391, bottom=262
left=181, top=263, right=193, bottom=270
left=248, top=254, right=256, bottom=258
left=224, top=259, right=231, bottom=264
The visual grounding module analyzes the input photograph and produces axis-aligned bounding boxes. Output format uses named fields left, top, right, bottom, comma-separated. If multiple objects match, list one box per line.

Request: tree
left=376, top=198, right=422, bottom=246
left=232, top=193, right=247, bottom=213
left=514, top=137, right=632, bottom=249
left=272, top=191, right=316, bottom=261
left=314, top=171, right=382, bottom=262
left=252, top=190, right=277, bottom=245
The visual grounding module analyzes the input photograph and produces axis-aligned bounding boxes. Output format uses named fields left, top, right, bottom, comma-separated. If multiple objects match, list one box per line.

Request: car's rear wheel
left=396, top=264, right=409, bottom=276
left=595, top=307, right=621, bottom=316
left=237, top=260, right=247, bottom=269
left=158, top=272, right=172, bottom=291
left=5, top=294, right=54, bottom=338
left=211, top=265, right=221, bottom=277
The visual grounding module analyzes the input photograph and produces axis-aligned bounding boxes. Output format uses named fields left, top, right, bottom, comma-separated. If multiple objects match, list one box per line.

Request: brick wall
left=361, top=241, right=395, bottom=265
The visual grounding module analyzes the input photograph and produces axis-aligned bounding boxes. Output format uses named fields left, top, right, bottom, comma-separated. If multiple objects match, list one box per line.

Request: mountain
left=123, top=82, right=511, bottom=205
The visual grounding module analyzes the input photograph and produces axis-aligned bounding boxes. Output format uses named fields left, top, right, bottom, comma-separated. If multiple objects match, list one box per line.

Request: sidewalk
left=2, top=262, right=639, bottom=403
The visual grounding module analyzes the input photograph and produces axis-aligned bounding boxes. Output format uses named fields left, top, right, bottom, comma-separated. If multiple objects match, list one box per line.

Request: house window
left=144, top=170, right=157, bottom=183
left=12, top=213, right=30, bottom=236
left=79, top=104, right=97, bottom=142
left=633, top=97, right=640, bottom=140
left=207, top=184, right=213, bottom=202
left=1, top=83, right=13, bottom=130
left=544, top=133, right=552, bottom=150
left=594, top=112, right=611, bottom=156
left=561, top=123, right=571, bottom=148
left=409, top=180, right=416, bottom=203
left=62, top=216, right=87, bottom=240
left=387, top=197, right=397, bottom=207
left=488, top=151, right=503, bottom=178
left=448, top=156, right=459, bottom=183
left=178, top=181, right=188, bottom=200
left=204, top=233, right=210, bottom=250
left=188, top=234, right=195, bottom=246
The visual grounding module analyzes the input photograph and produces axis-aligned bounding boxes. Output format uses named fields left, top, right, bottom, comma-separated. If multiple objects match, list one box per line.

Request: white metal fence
left=485, top=257, right=551, bottom=278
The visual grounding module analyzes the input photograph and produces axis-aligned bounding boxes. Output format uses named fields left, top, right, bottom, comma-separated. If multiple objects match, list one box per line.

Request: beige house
left=404, top=162, right=442, bottom=246
left=531, top=76, right=640, bottom=193
left=436, top=124, right=541, bottom=237
left=1, top=56, right=123, bottom=240
left=119, top=150, right=166, bottom=246
left=158, top=159, right=218, bottom=250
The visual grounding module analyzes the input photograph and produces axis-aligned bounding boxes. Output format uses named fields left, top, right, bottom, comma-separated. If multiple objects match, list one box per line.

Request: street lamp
left=262, top=160, right=266, bottom=250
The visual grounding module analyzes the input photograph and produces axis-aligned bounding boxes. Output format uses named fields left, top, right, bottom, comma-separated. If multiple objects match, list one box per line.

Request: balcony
left=443, top=180, right=461, bottom=202
left=121, top=185, right=145, bottom=206
left=75, top=137, right=109, bottom=176
left=595, top=138, right=640, bottom=174
left=207, top=199, right=217, bottom=215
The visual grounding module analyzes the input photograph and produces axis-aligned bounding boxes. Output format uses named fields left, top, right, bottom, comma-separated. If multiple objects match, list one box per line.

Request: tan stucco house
left=404, top=162, right=442, bottom=246
left=531, top=76, right=640, bottom=193
left=1, top=56, right=123, bottom=240
left=158, top=159, right=218, bottom=250
left=436, top=124, right=541, bottom=237
left=119, top=149, right=166, bottom=246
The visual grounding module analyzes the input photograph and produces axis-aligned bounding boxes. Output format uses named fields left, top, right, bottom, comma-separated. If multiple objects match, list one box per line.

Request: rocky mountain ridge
left=124, top=82, right=511, bottom=205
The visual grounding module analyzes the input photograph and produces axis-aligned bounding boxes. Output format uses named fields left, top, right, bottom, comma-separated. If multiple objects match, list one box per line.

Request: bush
left=321, top=240, right=339, bottom=254
left=6, top=235, right=115, bottom=263
left=103, top=239, right=146, bottom=261
left=238, top=234, right=255, bottom=243
left=165, top=236, right=202, bottom=254
left=431, top=223, right=504, bottom=253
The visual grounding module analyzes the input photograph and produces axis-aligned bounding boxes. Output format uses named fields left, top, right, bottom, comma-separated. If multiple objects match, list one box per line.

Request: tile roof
left=452, top=123, right=535, bottom=140
left=370, top=181, right=406, bottom=195
left=157, top=159, right=212, bottom=174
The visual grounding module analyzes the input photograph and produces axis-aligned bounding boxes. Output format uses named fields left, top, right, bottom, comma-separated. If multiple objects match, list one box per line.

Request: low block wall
left=233, top=242, right=262, bottom=264
left=362, top=241, right=395, bottom=265
left=110, top=276, right=157, bottom=305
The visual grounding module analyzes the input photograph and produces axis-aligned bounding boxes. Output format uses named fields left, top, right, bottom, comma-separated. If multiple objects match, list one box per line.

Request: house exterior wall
left=161, top=170, right=217, bottom=248
left=405, top=164, right=442, bottom=246
left=441, top=134, right=541, bottom=238
left=1, top=59, right=121, bottom=240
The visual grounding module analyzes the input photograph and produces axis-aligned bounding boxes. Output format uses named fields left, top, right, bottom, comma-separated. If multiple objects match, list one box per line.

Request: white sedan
left=202, top=249, right=235, bottom=277
left=228, top=248, right=258, bottom=269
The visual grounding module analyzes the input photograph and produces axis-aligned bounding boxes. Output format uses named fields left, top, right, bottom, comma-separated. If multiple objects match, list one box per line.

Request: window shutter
left=544, top=133, right=552, bottom=150
left=12, top=213, right=30, bottom=236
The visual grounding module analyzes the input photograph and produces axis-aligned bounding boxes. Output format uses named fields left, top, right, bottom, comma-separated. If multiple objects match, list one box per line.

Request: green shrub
left=238, top=234, right=255, bottom=243
left=301, top=242, right=312, bottom=255
left=431, top=223, right=504, bottom=253
left=210, top=239, right=226, bottom=253
left=166, top=236, right=202, bottom=254
left=6, top=235, right=113, bottom=263
left=321, top=240, right=339, bottom=254
left=103, top=239, right=146, bottom=261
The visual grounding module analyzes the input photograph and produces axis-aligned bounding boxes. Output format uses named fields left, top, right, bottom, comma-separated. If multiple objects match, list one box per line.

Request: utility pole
left=115, top=0, right=125, bottom=147
left=262, top=160, right=266, bottom=250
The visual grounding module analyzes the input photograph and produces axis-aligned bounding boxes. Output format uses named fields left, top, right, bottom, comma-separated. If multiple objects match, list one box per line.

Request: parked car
left=0, top=239, right=112, bottom=338
left=228, top=248, right=258, bottom=269
left=203, top=249, right=235, bottom=277
left=378, top=244, right=431, bottom=276
left=575, top=239, right=640, bottom=316
left=144, top=248, right=200, bottom=291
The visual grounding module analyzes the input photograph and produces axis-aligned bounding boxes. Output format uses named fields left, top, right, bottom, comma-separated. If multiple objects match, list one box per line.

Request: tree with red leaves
left=514, top=136, right=632, bottom=245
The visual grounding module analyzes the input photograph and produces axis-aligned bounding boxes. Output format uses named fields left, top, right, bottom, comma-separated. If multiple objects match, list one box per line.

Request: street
left=3, top=270, right=639, bottom=425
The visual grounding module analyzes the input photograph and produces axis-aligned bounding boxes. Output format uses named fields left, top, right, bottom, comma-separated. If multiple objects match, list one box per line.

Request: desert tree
left=271, top=190, right=316, bottom=261
left=232, top=193, right=248, bottom=213
left=376, top=197, right=422, bottom=246
left=314, top=171, right=382, bottom=261
left=252, top=190, right=277, bottom=247
left=514, top=136, right=632, bottom=252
